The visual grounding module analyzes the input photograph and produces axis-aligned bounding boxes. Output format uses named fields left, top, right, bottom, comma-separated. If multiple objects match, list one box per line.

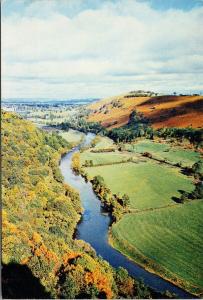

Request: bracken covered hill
left=88, top=93, right=203, bottom=129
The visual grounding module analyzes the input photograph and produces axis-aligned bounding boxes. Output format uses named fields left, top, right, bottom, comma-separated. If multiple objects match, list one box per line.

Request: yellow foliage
left=32, top=232, right=42, bottom=244
left=63, top=251, right=81, bottom=265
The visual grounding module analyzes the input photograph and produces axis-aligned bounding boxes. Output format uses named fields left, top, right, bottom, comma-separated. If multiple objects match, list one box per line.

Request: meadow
left=57, top=129, right=85, bottom=145
left=84, top=161, right=194, bottom=210
left=125, top=140, right=201, bottom=168
left=93, top=136, right=115, bottom=149
left=111, top=200, right=203, bottom=295
left=80, top=151, right=133, bottom=166
left=81, top=135, right=202, bottom=295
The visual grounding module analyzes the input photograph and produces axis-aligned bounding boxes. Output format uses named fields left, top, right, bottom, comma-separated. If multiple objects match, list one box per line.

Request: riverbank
left=75, top=134, right=202, bottom=297
left=109, top=213, right=202, bottom=298
left=77, top=164, right=201, bottom=297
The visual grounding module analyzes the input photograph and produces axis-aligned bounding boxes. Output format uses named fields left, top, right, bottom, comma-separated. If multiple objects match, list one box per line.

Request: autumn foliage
left=2, top=111, right=151, bottom=299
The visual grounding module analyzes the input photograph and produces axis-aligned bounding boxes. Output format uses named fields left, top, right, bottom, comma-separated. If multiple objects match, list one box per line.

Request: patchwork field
left=125, top=140, right=201, bottom=168
left=80, top=134, right=202, bottom=295
left=111, top=200, right=203, bottom=295
left=84, top=161, right=194, bottom=210
left=88, top=94, right=203, bottom=129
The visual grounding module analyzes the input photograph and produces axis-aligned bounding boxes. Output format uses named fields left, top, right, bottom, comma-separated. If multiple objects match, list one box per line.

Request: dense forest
left=2, top=111, right=169, bottom=299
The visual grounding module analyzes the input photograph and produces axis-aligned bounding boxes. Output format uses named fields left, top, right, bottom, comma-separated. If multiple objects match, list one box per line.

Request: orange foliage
left=63, top=251, right=81, bottom=265
left=21, top=257, right=30, bottom=265
left=85, top=267, right=113, bottom=299
left=34, top=243, right=58, bottom=263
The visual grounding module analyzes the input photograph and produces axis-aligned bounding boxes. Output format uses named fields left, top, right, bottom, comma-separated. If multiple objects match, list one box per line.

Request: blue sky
left=2, top=0, right=203, bottom=99
left=2, top=0, right=203, bottom=16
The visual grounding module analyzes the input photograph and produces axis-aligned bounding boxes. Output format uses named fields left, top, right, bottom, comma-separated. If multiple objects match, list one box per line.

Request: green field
left=85, top=161, right=194, bottom=210
left=81, top=137, right=202, bottom=295
left=58, top=129, right=84, bottom=145
left=111, top=200, right=203, bottom=295
left=93, top=136, right=115, bottom=149
left=80, top=151, right=133, bottom=166
left=125, top=140, right=201, bottom=168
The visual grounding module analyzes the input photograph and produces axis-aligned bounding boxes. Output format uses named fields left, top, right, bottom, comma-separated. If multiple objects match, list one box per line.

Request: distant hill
left=88, top=92, right=203, bottom=129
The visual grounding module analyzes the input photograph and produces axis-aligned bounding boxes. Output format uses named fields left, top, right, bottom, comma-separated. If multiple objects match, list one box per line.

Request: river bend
left=59, top=133, right=192, bottom=299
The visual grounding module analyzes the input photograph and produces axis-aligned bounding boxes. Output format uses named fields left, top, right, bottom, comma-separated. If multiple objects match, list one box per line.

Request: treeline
left=58, top=110, right=203, bottom=148
left=60, top=118, right=106, bottom=135
left=71, top=154, right=130, bottom=221
left=156, top=127, right=203, bottom=147
left=3, top=111, right=166, bottom=299
left=176, top=160, right=203, bottom=203
left=91, top=175, right=130, bottom=222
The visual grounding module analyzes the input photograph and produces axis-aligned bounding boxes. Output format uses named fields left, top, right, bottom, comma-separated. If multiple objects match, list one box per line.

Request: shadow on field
left=172, top=190, right=187, bottom=203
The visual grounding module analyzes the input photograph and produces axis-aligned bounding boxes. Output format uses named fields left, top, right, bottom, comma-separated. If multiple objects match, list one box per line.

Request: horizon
left=2, top=0, right=203, bottom=99
left=2, top=90, right=203, bottom=103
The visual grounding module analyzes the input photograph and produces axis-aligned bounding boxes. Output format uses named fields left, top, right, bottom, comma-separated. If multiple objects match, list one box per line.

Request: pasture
left=111, top=200, right=203, bottom=295
left=125, top=140, right=201, bottom=167
left=58, top=129, right=84, bottom=145
left=85, top=161, right=194, bottom=210
left=80, top=151, right=133, bottom=166
left=93, top=136, right=115, bottom=149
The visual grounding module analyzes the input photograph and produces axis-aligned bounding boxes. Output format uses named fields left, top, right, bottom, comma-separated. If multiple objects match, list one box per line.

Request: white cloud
left=2, top=0, right=203, bottom=98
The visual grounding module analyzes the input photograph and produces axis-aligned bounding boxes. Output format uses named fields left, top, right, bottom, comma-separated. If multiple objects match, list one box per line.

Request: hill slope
left=2, top=111, right=149, bottom=299
left=88, top=93, right=203, bottom=129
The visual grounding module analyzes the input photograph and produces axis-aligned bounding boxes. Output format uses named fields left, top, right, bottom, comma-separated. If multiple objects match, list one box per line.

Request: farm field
left=125, top=140, right=201, bottom=168
left=81, top=136, right=203, bottom=295
left=57, top=129, right=85, bottom=145
left=80, top=151, right=133, bottom=166
left=84, top=161, right=194, bottom=210
left=111, top=200, right=203, bottom=296
left=93, top=136, right=115, bottom=149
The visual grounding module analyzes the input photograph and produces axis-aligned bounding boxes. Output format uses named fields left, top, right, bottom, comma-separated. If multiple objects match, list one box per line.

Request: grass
left=80, top=151, right=132, bottom=166
left=93, top=136, right=115, bottom=149
left=111, top=200, right=203, bottom=295
left=57, top=129, right=84, bottom=145
left=125, top=140, right=201, bottom=168
left=81, top=136, right=202, bottom=295
left=85, top=161, right=194, bottom=210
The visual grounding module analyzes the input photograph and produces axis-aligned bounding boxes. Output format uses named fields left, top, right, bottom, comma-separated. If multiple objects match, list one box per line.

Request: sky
left=2, top=0, right=203, bottom=99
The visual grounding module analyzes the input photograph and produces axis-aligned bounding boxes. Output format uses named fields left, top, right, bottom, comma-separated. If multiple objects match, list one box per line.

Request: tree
left=60, top=276, right=79, bottom=299
left=92, top=175, right=105, bottom=186
left=191, top=182, right=203, bottom=199
left=192, top=160, right=203, bottom=179
left=122, top=194, right=130, bottom=207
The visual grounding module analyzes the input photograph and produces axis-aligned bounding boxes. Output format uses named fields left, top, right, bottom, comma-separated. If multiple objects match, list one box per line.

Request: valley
left=2, top=91, right=203, bottom=298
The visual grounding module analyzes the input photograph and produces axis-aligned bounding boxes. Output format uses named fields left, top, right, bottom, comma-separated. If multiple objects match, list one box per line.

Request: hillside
left=1, top=112, right=169, bottom=299
left=88, top=93, right=203, bottom=129
left=2, top=111, right=151, bottom=299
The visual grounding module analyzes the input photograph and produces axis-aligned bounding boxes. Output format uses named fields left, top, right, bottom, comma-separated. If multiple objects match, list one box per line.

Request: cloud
left=2, top=0, right=203, bottom=98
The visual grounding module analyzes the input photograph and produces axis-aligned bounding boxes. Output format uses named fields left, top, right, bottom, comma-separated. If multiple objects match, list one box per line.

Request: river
left=59, top=133, right=193, bottom=299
